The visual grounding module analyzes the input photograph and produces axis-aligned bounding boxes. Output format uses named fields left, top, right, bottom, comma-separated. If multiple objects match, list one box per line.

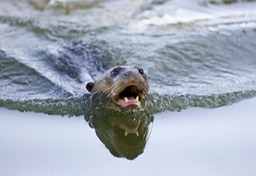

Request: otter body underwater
left=86, top=66, right=149, bottom=109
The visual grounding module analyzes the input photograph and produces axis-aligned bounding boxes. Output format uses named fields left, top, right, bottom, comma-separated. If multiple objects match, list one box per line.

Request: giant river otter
left=86, top=66, right=149, bottom=109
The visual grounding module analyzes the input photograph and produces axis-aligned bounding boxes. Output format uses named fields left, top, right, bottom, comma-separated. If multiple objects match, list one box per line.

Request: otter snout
left=123, top=70, right=135, bottom=78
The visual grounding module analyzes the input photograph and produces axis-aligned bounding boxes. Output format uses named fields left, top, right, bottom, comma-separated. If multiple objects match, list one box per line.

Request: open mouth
left=114, top=85, right=142, bottom=109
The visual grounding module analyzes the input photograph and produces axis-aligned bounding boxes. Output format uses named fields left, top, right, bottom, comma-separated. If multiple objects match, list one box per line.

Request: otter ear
left=86, top=82, right=94, bottom=93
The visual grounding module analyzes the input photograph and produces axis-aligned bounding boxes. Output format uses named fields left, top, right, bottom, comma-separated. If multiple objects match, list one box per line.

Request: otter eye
left=110, top=67, right=120, bottom=77
left=138, top=68, right=144, bottom=75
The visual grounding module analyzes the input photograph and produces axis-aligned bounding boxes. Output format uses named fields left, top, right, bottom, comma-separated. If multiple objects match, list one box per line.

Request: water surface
left=1, top=0, right=256, bottom=112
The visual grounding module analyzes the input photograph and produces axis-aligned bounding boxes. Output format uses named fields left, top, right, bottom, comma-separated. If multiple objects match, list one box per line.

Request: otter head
left=86, top=66, right=149, bottom=109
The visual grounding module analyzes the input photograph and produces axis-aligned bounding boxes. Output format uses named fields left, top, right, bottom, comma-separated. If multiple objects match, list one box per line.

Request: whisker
left=97, top=81, right=120, bottom=101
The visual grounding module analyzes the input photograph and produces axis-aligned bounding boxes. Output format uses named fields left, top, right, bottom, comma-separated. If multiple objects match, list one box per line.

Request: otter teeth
left=136, top=131, right=139, bottom=137
left=124, top=96, right=139, bottom=102
left=125, top=130, right=139, bottom=137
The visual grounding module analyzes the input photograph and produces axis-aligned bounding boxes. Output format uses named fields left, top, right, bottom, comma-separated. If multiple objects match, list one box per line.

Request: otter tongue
left=118, top=96, right=140, bottom=108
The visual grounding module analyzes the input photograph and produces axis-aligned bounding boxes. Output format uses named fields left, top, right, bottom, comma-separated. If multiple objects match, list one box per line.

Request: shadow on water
left=84, top=98, right=154, bottom=160
left=86, top=112, right=153, bottom=160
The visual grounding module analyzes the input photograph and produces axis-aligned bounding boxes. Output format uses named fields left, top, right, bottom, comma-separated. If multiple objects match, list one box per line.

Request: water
left=1, top=0, right=256, bottom=113
left=1, top=0, right=256, bottom=173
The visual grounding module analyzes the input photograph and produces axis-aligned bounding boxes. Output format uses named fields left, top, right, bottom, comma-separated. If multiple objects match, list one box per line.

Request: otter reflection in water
left=85, top=66, right=154, bottom=160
